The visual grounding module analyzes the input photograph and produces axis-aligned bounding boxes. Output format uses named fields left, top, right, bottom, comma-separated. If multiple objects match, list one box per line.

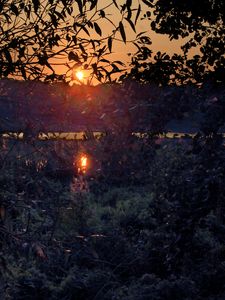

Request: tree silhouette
left=0, top=0, right=145, bottom=83
left=128, top=0, right=225, bottom=85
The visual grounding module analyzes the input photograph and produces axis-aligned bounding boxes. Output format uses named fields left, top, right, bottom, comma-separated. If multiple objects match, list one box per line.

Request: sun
left=76, top=71, right=84, bottom=81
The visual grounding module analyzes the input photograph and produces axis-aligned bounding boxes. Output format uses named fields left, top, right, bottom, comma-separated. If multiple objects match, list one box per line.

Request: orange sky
left=50, top=1, right=194, bottom=84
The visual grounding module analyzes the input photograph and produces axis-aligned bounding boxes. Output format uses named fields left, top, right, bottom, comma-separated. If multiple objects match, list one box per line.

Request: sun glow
left=76, top=154, right=88, bottom=174
left=76, top=71, right=84, bottom=81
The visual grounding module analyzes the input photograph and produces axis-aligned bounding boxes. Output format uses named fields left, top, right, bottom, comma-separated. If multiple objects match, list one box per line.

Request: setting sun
left=76, top=71, right=84, bottom=81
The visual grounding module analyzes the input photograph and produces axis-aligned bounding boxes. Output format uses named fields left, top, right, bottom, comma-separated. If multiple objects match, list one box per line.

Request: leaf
left=34, top=24, right=39, bottom=34
left=151, top=21, right=156, bottom=30
left=3, top=12, right=11, bottom=22
left=10, top=4, right=19, bottom=16
left=20, top=66, right=27, bottom=80
left=112, top=0, right=118, bottom=9
left=94, top=22, right=102, bottom=36
left=32, top=0, right=40, bottom=13
left=76, top=0, right=83, bottom=14
left=125, top=17, right=136, bottom=32
left=79, top=43, right=86, bottom=54
left=99, top=10, right=105, bottom=18
left=108, top=36, right=113, bottom=52
left=72, top=35, right=77, bottom=45
left=113, top=60, right=125, bottom=66
left=126, top=0, right=132, bottom=7
left=119, top=22, right=126, bottom=43
left=68, top=51, right=80, bottom=62
left=19, top=47, right=25, bottom=58
left=50, top=13, right=57, bottom=28
left=55, top=11, right=64, bottom=20
left=140, top=36, right=152, bottom=44
left=4, top=49, right=12, bottom=64
left=136, top=31, right=147, bottom=38
left=100, top=58, right=110, bottom=63
left=92, top=63, right=98, bottom=75
left=142, top=0, right=154, bottom=8
left=90, top=0, right=97, bottom=10
left=81, top=25, right=90, bottom=36
left=135, top=4, right=141, bottom=24
left=146, top=11, right=151, bottom=18
left=90, top=39, right=96, bottom=51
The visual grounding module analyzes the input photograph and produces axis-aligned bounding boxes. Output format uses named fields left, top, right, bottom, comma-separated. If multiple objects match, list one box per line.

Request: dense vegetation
left=1, top=0, right=225, bottom=299
left=1, top=81, right=225, bottom=299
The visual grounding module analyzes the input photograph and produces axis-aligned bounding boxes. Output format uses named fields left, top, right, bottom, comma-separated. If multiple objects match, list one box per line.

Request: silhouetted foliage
left=0, top=0, right=146, bottom=83
left=127, top=0, right=225, bottom=85
left=1, top=1, right=225, bottom=299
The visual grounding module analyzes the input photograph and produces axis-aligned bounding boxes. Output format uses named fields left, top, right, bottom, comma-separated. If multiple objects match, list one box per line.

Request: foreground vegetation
left=1, top=130, right=225, bottom=300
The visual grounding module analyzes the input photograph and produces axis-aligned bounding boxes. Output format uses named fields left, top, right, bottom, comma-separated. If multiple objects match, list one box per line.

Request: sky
left=52, top=0, right=188, bottom=84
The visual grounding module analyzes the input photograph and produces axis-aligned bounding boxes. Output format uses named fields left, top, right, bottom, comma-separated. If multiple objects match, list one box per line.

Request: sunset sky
left=51, top=0, right=190, bottom=84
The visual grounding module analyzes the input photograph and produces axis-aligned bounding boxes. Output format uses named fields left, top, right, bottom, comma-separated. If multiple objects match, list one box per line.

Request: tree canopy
left=0, top=0, right=147, bottom=83
left=128, top=0, right=225, bottom=85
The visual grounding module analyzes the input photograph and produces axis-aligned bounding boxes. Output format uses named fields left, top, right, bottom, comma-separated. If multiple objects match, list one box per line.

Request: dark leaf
left=113, top=60, right=125, bottom=66
left=50, top=13, right=58, bottom=27
left=112, top=0, right=118, bottom=9
left=140, top=36, right=152, bottom=44
left=99, top=10, right=105, bottom=18
left=108, top=36, right=113, bottom=52
left=125, top=17, right=136, bottom=32
left=72, top=36, right=77, bottom=45
left=90, top=39, right=96, bottom=51
left=20, top=66, right=27, bottom=80
left=81, top=25, right=90, bottom=36
left=142, top=0, right=154, bottom=8
left=127, top=7, right=132, bottom=20
left=79, top=43, right=86, bottom=54
left=34, top=25, right=39, bottom=34
left=146, top=11, right=151, bottom=18
left=4, top=49, right=12, bottom=64
left=126, top=0, right=132, bottom=7
left=32, top=0, right=40, bottom=13
left=100, top=58, right=110, bottom=63
left=76, top=0, right=83, bottom=14
left=135, top=4, right=141, bottom=24
left=68, top=52, right=80, bottom=62
left=94, top=22, right=102, bottom=36
left=151, top=21, right=156, bottom=30
left=90, top=0, right=97, bottom=10
left=3, top=13, right=11, bottom=22
left=55, top=11, right=64, bottom=20
left=9, top=38, right=18, bottom=49
left=119, top=21, right=126, bottom=43
left=10, top=4, right=19, bottom=16
left=19, top=47, right=25, bottom=58
left=92, top=63, right=98, bottom=75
